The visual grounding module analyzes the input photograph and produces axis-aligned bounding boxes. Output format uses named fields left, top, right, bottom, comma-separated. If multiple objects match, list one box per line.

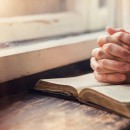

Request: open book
left=34, top=73, right=130, bottom=118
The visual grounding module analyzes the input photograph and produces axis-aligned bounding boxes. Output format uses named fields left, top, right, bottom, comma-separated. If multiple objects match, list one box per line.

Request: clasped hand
left=91, top=27, right=130, bottom=84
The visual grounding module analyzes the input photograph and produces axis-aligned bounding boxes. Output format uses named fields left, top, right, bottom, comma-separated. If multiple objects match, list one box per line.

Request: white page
left=91, top=85, right=130, bottom=103
left=42, top=73, right=110, bottom=93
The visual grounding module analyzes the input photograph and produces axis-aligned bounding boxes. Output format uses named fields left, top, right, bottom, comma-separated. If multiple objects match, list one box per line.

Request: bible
left=34, top=73, right=130, bottom=118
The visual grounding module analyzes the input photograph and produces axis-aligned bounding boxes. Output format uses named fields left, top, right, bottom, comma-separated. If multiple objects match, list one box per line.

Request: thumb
left=106, top=27, right=128, bottom=35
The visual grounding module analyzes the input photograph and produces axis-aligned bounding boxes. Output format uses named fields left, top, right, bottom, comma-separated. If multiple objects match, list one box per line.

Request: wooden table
left=0, top=91, right=130, bottom=130
left=0, top=61, right=130, bottom=130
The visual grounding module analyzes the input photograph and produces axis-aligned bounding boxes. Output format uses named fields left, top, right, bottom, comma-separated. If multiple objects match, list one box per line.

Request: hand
left=91, top=27, right=130, bottom=84
left=97, top=27, right=130, bottom=51
left=97, top=27, right=130, bottom=63
left=91, top=49, right=130, bottom=84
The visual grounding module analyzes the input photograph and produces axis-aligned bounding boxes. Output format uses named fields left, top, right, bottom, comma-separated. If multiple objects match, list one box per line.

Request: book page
left=40, top=73, right=110, bottom=93
left=89, top=85, right=130, bottom=103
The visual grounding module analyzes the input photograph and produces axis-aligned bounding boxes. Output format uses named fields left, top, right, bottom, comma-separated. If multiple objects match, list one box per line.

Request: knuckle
left=96, top=49, right=103, bottom=59
left=94, top=72, right=101, bottom=81
left=117, top=32, right=130, bottom=45
left=117, top=32, right=125, bottom=39
left=95, top=65, right=102, bottom=72
left=104, top=43, right=113, bottom=52
left=123, top=44, right=130, bottom=51
left=92, top=48, right=97, bottom=57
left=100, top=73, right=106, bottom=79
left=121, top=63, right=129, bottom=71
left=113, top=62, right=120, bottom=70
left=126, top=34, right=130, bottom=43
left=116, top=40, right=123, bottom=46
left=106, top=35, right=111, bottom=43
left=95, top=73, right=106, bottom=82
left=98, top=59, right=105, bottom=66
left=97, top=36, right=101, bottom=43
left=97, top=35, right=107, bottom=46
left=97, top=36, right=102, bottom=46
left=95, top=76, right=103, bottom=82
left=114, top=62, right=125, bottom=70
left=120, top=50, right=130, bottom=61
left=121, top=50, right=127, bottom=58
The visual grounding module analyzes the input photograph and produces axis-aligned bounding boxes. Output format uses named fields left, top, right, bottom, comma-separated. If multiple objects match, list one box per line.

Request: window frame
left=0, top=31, right=104, bottom=83
left=0, top=0, right=109, bottom=83
left=0, top=0, right=108, bottom=43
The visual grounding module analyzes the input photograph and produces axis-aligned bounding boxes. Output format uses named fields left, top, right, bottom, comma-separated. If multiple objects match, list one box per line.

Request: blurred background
left=0, top=0, right=130, bottom=82
left=0, top=0, right=129, bottom=43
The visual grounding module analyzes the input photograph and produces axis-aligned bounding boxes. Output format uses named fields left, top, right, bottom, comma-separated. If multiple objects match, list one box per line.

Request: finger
left=94, top=71, right=126, bottom=84
left=113, top=32, right=130, bottom=46
left=90, top=57, right=119, bottom=73
left=97, top=35, right=130, bottom=50
left=103, top=43, right=130, bottom=62
left=92, top=48, right=121, bottom=61
left=98, top=58, right=130, bottom=72
left=97, top=35, right=121, bottom=47
left=106, top=27, right=128, bottom=35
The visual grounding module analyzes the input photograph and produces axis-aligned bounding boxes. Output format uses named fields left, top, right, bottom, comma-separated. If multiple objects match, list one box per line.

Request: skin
left=91, top=27, right=130, bottom=84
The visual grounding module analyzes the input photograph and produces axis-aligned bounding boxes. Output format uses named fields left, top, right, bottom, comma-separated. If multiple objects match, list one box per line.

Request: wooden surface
left=0, top=12, right=88, bottom=43
left=0, top=61, right=130, bottom=130
left=0, top=91, right=130, bottom=130
left=0, top=32, right=100, bottom=83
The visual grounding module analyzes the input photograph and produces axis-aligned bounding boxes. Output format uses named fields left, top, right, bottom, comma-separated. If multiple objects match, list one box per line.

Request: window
left=108, top=0, right=130, bottom=29
left=0, top=0, right=108, bottom=43
left=0, top=0, right=110, bottom=82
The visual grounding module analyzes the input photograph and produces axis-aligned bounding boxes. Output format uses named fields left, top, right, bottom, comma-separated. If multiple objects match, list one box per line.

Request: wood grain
left=0, top=61, right=130, bottom=130
left=0, top=91, right=130, bottom=130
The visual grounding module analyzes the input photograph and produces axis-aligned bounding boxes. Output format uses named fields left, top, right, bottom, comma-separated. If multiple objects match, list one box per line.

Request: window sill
left=0, top=31, right=105, bottom=83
